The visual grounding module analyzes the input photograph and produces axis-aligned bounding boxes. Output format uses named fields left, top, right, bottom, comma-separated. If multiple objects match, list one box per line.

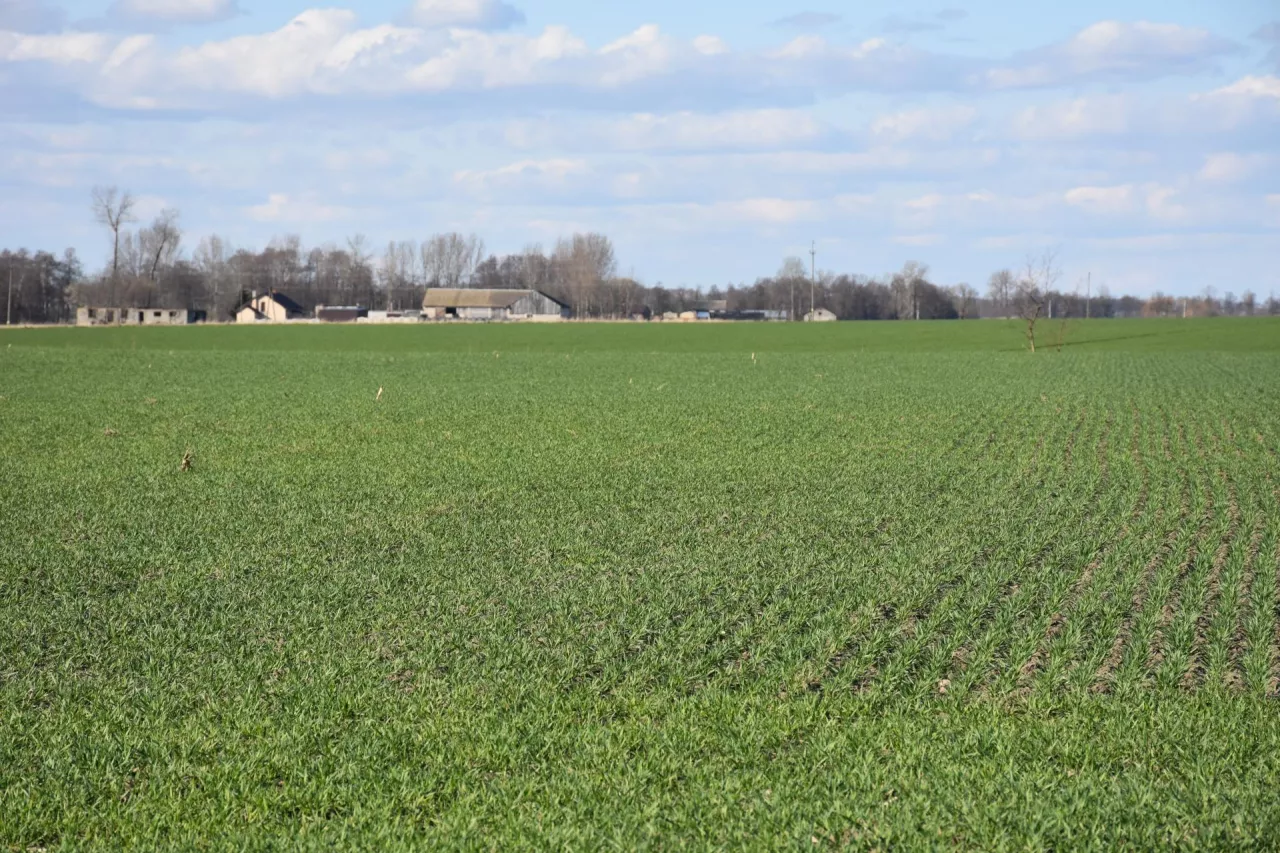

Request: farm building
left=235, top=292, right=307, bottom=323
left=77, top=307, right=206, bottom=326
left=422, top=288, right=569, bottom=321
left=360, top=309, right=422, bottom=323
left=317, top=305, right=369, bottom=323
left=724, top=309, right=789, bottom=321
left=804, top=308, right=838, bottom=322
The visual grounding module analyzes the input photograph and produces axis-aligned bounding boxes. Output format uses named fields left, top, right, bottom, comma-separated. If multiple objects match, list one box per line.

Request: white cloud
left=596, top=24, right=680, bottom=86
left=1011, top=95, right=1134, bottom=139
left=770, top=35, right=827, bottom=61
left=403, top=25, right=588, bottom=91
left=1012, top=74, right=1280, bottom=141
left=110, top=0, right=242, bottom=25
left=406, top=0, right=523, bottom=31
left=630, top=197, right=817, bottom=226
left=984, top=21, right=1237, bottom=89
left=713, top=147, right=999, bottom=176
left=245, top=192, right=350, bottom=223
left=692, top=35, right=728, bottom=56
left=1198, top=152, right=1268, bottom=183
left=1064, top=184, right=1136, bottom=214
left=623, top=110, right=821, bottom=150
left=454, top=158, right=590, bottom=196
left=129, top=11, right=427, bottom=102
left=1144, top=185, right=1188, bottom=221
left=1207, top=75, right=1280, bottom=99
left=505, top=109, right=824, bottom=152
left=721, top=197, right=816, bottom=223
left=130, top=193, right=174, bottom=220
left=0, top=31, right=113, bottom=63
left=1, top=13, right=1250, bottom=114
left=1062, top=183, right=1203, bottom=223
left=871, top=105, right=976, bottom=142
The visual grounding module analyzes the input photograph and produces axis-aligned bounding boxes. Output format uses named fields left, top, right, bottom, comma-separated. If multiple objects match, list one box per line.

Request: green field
left=2, top=318, right=1279, bottom=850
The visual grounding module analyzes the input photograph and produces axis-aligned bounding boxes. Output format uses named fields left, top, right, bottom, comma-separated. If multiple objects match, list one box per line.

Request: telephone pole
left=809, top=241, right=816, bottom=320
left=1085, top=272, right=1091, bottom=320
left=6, top=266, right=12, bottom=326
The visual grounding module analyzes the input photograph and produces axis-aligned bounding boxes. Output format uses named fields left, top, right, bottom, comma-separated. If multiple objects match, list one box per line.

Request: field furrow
left=1179, top=475, right=1244, bottom=690
left=1090, top=484, right=1190, bottom=694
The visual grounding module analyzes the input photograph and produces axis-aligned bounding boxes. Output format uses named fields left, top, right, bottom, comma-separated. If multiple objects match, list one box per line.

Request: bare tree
left=91, top=186, right=136, bottom=303
left=553, top=233, right=616, bottom=317
left=194, top=235, right=232, bottom=318
left=1014, top=250, right=1060, bottom=353
left=379, top=240, right=418, bottom=310
left=420, top=233, right=485, bottom=289
left=951, top=282, right=978, bottom=319
left=515, top=244, right=551, bottom=293
left=140, top=209, right=181, bottom=282
left=778, top=256, right=806, bottom=321
left=890, top=261, right=928, bottom=320
left=987, top=268, right=1015, bottom=319
left=345, top=234, right=375, bottom=305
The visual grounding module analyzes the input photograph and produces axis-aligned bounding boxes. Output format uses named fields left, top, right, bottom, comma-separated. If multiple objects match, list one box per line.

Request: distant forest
left=3, top=187, right=1278, bottom=325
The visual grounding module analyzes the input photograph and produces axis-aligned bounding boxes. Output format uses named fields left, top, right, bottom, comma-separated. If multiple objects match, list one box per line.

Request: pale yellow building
left=235, top=292, right=307, bottom=323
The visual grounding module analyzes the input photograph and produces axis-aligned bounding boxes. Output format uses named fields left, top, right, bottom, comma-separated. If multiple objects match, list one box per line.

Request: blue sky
left=2, top=0, right=1278, bottom=296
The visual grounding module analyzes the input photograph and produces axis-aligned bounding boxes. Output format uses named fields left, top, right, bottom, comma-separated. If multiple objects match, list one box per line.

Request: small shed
left=804, top=308, right=838, bottom=322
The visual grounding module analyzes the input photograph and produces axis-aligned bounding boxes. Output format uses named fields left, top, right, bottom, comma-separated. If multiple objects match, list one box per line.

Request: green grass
left=2, top=318, right=1279, bottom=850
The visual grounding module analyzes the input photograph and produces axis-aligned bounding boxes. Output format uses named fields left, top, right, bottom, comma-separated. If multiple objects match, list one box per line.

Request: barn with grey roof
left=422, top=288, right=569, bottom=321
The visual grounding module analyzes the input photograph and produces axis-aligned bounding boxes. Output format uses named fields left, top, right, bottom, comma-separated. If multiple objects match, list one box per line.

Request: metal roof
left=263, top=291, right=306, bottom=314
left=235, top=291, right=306, bottom=315
left=423, top=288, right=560, bottom=309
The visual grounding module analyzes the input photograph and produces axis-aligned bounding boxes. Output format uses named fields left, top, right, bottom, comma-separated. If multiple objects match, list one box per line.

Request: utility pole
left=6, top=266, right=12, bottom=326
left=1085, top=272, right=1091, bottom=320
left=809, top=240, right=816, bottom=320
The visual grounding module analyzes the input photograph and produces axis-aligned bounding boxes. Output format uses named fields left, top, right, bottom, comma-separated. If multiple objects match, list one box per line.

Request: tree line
left=2, top=186, right=1279, bottom=324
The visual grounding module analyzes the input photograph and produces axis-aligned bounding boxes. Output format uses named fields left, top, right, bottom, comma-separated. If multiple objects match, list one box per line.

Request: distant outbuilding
left=804, top=308, right=838, bottom=322
left=422, top=288, right=569, bottom=321
left=78, top=307, right=206, bottom=326
left=317, top=305, right=369, bottom=323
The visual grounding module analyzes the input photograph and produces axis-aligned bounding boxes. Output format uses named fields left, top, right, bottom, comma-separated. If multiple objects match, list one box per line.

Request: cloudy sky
left=2, top=0, right=1278, bottom=296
